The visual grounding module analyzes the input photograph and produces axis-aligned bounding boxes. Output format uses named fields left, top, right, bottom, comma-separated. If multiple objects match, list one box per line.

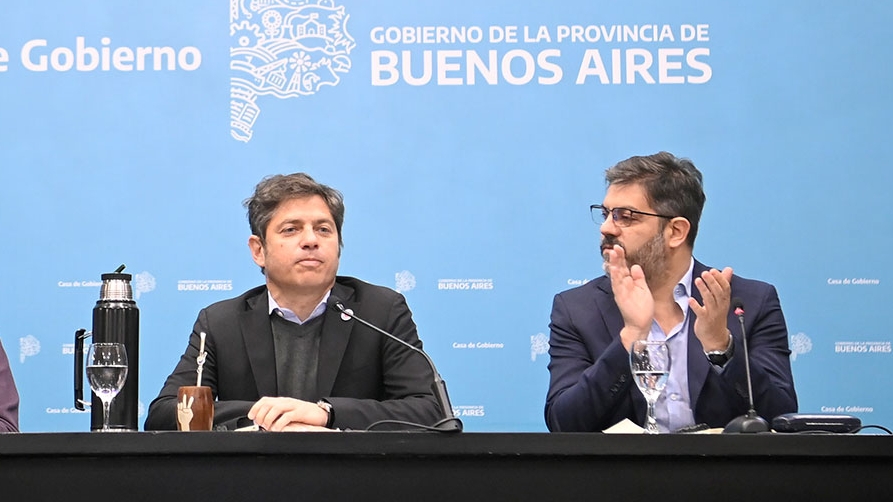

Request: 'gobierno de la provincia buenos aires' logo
left=230, top=0, right=356, bottom=142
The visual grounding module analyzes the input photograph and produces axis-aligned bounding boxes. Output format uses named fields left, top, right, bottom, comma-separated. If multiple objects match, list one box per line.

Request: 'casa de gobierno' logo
left=230, top=0, right=356, bottom=142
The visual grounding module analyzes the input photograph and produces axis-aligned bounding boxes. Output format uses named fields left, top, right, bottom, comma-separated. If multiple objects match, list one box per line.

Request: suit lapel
left=595, top=279, right=646, bottom=423
left=316, top=281, right=355, bottom=396
left=595, top=278, right=624, bottom=336
left=241, top=290, right=278, bottom=397
left=687, top=260, right=711, bottom=411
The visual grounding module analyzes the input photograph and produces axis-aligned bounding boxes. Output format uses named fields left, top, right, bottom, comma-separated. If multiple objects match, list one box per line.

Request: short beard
left=602, top=231, right=669, bottom=286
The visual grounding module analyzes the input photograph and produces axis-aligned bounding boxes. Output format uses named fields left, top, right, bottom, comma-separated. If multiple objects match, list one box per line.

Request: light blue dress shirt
left=649, top=258, right=695, bottom=433
left=268, top=290, right=330, bottom=325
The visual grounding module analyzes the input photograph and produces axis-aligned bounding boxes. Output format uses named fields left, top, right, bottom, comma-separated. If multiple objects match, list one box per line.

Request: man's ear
left=665, top=217, right=691, bottom=249
left=248, top=235, right=265, bottom=268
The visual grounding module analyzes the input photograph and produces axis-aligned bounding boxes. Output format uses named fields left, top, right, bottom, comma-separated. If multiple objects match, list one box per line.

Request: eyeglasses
left=590, top=204, right=676, bottom=227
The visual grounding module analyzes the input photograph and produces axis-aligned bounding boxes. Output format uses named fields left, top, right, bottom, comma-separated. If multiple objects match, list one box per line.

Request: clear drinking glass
left=86, top=342, right=128, bottom=432
left=630, top=340, right=670, bottom=434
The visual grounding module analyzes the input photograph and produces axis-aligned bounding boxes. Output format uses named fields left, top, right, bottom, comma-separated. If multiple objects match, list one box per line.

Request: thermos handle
left=74, top=329, right=92, bottom=410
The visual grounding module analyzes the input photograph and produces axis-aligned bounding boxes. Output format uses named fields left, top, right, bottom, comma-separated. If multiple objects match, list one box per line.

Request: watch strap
left=316, top=400, right=335, bottom=428
left=705, top=330, right=734, bottom=366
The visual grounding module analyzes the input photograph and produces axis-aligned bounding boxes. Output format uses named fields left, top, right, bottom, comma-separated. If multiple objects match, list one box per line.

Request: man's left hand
left=688, top=267, right=734, bottom=352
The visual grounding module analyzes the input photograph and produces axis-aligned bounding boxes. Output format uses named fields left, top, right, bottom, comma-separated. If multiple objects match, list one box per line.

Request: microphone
left=723, top=297, right=770, bottom=433
left=327, top=295, right=463, bottom=432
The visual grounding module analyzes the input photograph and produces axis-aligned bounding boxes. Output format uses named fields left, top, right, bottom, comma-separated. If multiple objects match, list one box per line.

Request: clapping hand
left=689, top=267, right=734, bottom=352
left=604, top=244, right=654, bottom=351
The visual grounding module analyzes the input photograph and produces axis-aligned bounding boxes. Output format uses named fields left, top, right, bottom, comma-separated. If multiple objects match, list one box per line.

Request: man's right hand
left=604, top=245, right=653, bottom=351
left=247, top=396, right=329, bottom=431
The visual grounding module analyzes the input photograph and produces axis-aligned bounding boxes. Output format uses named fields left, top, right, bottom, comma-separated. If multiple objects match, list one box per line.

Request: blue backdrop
left=1, top=1, right=890, bottom=432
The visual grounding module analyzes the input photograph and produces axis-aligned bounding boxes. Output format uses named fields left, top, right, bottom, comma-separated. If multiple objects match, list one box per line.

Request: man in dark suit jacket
left=146, top=173, right=440, bottom=431
left=545, top=152, right=797, bottom=432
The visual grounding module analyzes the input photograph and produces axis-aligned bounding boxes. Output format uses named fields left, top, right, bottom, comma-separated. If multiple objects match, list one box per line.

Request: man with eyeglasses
left=544, top=152, right=797, bottom=432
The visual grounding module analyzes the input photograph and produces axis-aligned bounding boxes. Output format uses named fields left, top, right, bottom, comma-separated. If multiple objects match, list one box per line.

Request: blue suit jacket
left=545, top=261, right=797, bottom=432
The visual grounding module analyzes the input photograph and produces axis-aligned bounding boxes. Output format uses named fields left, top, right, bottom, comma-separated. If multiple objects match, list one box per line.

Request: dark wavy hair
left=605, top=152, right=706, bottom=247
left=243, top=172, right=344, bottom=248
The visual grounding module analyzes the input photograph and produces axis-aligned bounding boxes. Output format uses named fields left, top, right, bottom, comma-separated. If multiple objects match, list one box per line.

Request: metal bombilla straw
left=196, top=332, right=207, bottom=387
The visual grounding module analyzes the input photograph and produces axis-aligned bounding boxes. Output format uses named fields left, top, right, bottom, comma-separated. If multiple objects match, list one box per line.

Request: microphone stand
left=723, top=299, right=769, bottom=433
left=332, top=298, right=463, bottom=432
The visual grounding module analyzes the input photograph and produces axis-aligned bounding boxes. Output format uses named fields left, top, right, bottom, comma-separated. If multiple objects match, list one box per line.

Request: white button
left=670, top=393, right=680, bottom=401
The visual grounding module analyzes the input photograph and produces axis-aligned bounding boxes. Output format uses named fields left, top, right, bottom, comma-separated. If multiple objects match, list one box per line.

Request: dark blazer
left=145, top=276, right=441, bottom=431
left=545, top=261, right=798, bottom=432
left=0, top=340, right=19, bottom=432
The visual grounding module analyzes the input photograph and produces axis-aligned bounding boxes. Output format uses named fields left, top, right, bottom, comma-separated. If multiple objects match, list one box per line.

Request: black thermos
left=75, top=267, right=140, bottom=431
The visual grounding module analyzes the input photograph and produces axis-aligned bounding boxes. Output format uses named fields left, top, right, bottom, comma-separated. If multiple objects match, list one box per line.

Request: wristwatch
left=316, top=400, right=335, bottom=428
left=705, top=331, right=735, bottom=366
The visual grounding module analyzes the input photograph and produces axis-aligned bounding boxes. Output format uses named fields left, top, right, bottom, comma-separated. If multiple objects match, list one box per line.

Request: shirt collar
left=673, top=257, right=696, bottom=310
left=268, top=289, right=331, bottom=325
